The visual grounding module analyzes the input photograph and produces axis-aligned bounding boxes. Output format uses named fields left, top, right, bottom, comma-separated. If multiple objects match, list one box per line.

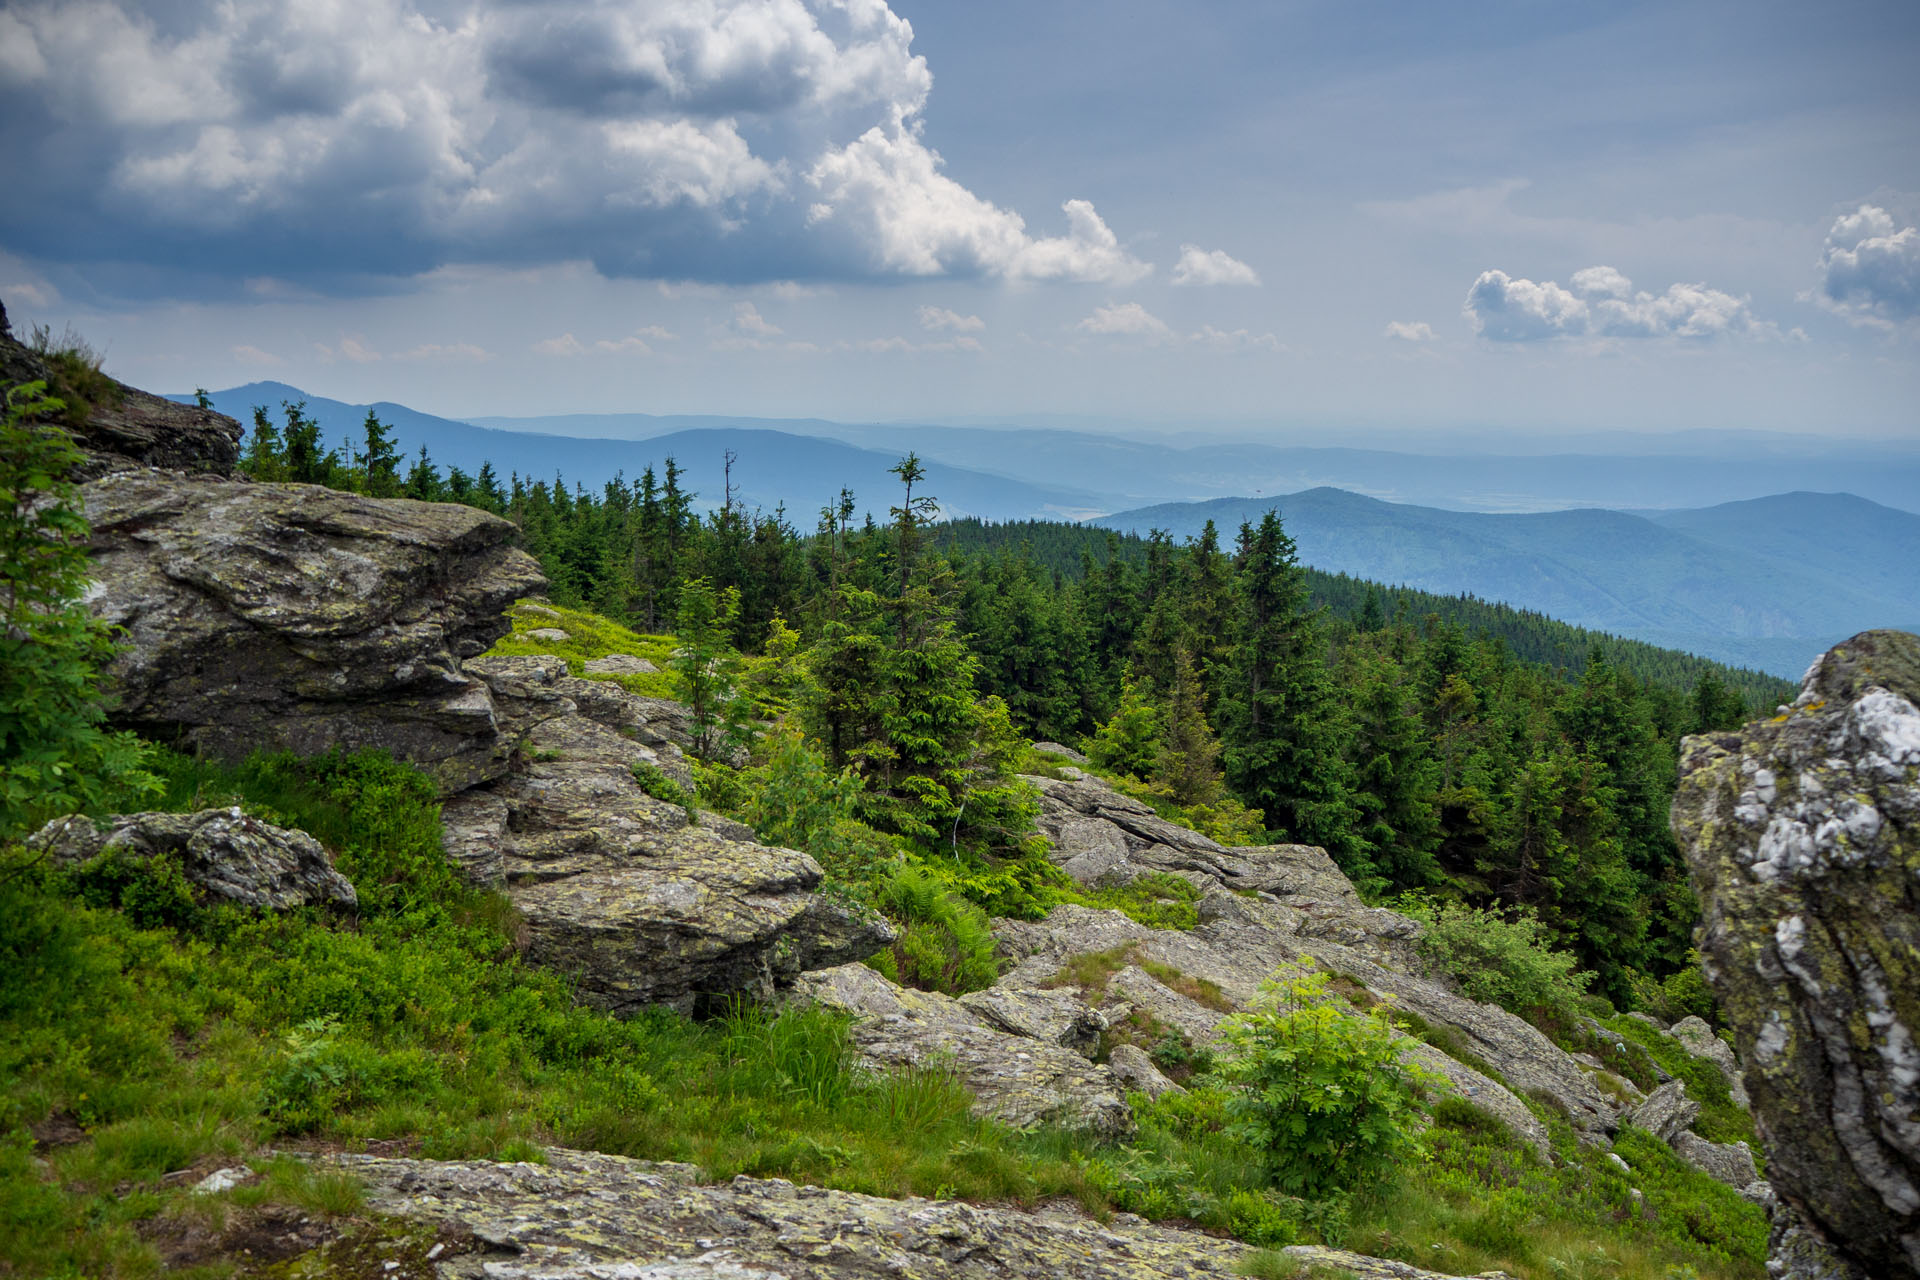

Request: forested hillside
left=224, top=402, right=1794, bottom=998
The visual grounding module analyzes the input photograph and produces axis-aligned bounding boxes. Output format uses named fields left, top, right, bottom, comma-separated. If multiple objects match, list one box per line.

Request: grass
left=1591, top=1016, right=1757, bottom=1150
left=0, top=699, right=1772, bottom=1277
left=484, top=600, right=677, bottom=698
left=26, top=322, right=123, bottom=427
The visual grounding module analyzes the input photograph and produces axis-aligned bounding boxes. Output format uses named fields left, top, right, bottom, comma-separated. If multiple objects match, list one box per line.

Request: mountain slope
left=1644, top=492, right=1920, bottom=610
left=183, top=384, right=1105, bottom=522
left=1095, top=488, right=1915, bottom=676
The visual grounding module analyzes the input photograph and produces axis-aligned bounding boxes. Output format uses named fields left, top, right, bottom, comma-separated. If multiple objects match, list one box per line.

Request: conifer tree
left=357, top=410, right=401, bottom=497
left=1156, top=646, right=1224, bottom=807
left=1086, top=667, right=1160, bottom=780
left=1219, top=511, right=1364, bottom=870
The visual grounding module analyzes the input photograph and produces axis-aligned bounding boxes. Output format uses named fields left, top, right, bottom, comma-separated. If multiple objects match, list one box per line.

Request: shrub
left=25, top=324, right=122, bottom=427
left=1218, top=962, right=1430, bottom=1199
left=0, top=380, right=155, bottom=837
left=867, top=863, right=999, bottom=995
left=1399, top=896, right=1593, bottom=1028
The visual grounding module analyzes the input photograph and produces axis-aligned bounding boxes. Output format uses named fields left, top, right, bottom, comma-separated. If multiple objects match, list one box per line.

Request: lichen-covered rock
left=442, top=675, right=890, bottom=1013
left=792, top=963, right=1133, bottom=1138
left=29, top=809, right=355, bottom=910
left=1106, top=1044, right=1184, bottom=1100
left=1623, top=1080, right=1700, bottom=1143
left=82, top=473, right=544, bottom=793
left=1668, top=1015, right=1751, bottom=1110
left=956, top=984, right=1106, bottom=1057
left=329, top=1148, right=1511, bottom=1280
left=1671, top=1130, right=1762, bottom=1192
left=584, top=653, right=659, bottom=675
left=1672, top=629, right=1920, bottom=1280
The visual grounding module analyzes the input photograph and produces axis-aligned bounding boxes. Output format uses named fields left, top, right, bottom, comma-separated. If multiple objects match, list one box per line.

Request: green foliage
left=673, top=577, right=753, bottom=762
left=1086, top=872, right=1202, bottom=931
left=631, top=760, right=698, bottom=817
left=0, top=380, right=155, bottom=837
left=60, top=839, right=202, bottom=931
left=1399, top=895, right=1594, bottom=1028
left=1598, top=1016, right=1755, bottom=1147
left=1625, top=956, right=1721, bottom=1026
left=1086, top=669, right=1160, bottom=779
left=485, top=600, right=677, bottom=697
left=867, top=863, right=1000, bottom=995
left=741, top=725, right=898, bottom=882
left=1218, top=963, right=1431, bottom=1198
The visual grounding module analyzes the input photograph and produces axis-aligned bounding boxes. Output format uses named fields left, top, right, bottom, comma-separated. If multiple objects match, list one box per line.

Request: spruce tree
left=1219, top=511, right=1364, bottom=871
left=1156, top=646, right=1224, bottom=807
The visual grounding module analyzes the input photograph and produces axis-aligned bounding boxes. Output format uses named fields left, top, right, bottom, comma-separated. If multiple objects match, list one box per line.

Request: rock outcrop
left=29, top=808, right=356, bottom=910
left=84, top=473, right=545, bottom=794
left=0, top=321, right=242, bottom=476
left=1673, top=629, right=1920, bottom=1280
left=1019, top=770, right=1622, bottom=1148
left=328, top=1148, right=1515, bottom=1280
left=793, top=962, right=1133, bottom=1138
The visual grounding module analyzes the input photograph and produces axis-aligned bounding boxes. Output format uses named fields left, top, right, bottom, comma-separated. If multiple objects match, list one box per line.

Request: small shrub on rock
left=1399, top=895, right=1593, bottom=1028
left=1219, top=962, right=1430, bottom=1199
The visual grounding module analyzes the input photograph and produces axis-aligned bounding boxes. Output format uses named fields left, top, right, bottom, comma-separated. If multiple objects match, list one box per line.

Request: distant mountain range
left=1095, top=489, right=1920, bottom=677
left=187, top=383, right=1104, bottom=523
left=465, top=410, right=1920, bottom=517
left=182, top=383, right=1919, bottom=676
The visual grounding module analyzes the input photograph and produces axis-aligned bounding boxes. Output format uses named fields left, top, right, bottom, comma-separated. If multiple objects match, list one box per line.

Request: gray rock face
left=584, top=653, right=659, bottom=676
left=793, top=962, right=1133, bottom=1138
left=331, top=1148, right=1511, bottom=1280
left=84, top=473, right=545, bottom=794
left=1624, top=1080, right=1701, bottom=1143
left=1671, top=1131, right=1761, bottom=1192
left=445, top=659, right=891, bottom=1014
left=1106, top=1044, right=1184, bottom=1100
left=29, top=809, right=356, bottom=910
left=1668, top=1015, right=1751, bottom=1110
left=1672, top=630, right=1920, bottom=1280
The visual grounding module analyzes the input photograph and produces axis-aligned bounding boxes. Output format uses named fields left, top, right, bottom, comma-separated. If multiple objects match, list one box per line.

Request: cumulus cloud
left=1171, top=245, right=1259, bottom=287
left=1383, top=321, right=1435, bottom=342
left=0, top=0, right=1152, bottom=291
left=533, top=333, right=588, bottom=357
left=1463, top=267, right=1769, bottom=342
left=1076, top=302, right=1172, bottom=340
left=918, top=304, right=983, bottom=332
left=1814, top=204, right=1920, bottom=327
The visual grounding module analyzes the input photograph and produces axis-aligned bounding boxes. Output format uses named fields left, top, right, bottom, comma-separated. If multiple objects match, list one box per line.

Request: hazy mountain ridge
left=1096, top=488, right=1920, bottom=677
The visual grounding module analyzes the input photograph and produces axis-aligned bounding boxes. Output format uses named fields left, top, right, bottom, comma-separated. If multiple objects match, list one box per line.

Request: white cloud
left=808, top=126, right=1149, bottom=282
left=918, top=304, right=984, bottom=332
left=847, top=334, right=982, bottom=354
left=1383, top=321, right=1435, bottom=342
left=1076, top=302, right=1172, bottom=340
left=731, top=301, right=782, bottom=336
left=322, top=335, right=383, bottom=363
left=0, top=0, right=1166, bottom=291
left=1464, top=267, right=1769, bottom=342
left=1814, top=204, right=1920, bottom=327
left=230, top=343, right=283, bottom=366
left=533, top=333, right=587, bottom=356
left=1171, top=245, right=1259, bottom=287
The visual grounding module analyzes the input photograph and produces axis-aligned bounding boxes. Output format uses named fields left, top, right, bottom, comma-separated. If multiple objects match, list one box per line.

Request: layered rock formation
left=329, top=1148, right=1515, bottom=1280
left=1673, top=629, right=1920, bottom=1280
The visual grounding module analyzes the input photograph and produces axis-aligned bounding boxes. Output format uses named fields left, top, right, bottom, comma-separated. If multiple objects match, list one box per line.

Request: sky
left=1, top=0, right=1916, bottom=441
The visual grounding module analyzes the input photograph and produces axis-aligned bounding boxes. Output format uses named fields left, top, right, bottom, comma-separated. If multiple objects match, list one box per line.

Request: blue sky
left=1, top=0, right=1915, bottom=438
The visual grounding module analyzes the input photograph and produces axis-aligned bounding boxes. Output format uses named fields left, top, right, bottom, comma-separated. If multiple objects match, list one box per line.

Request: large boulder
left=83, top=473, right=545, bottom=793
left=444, top=657, right=891, bottom=1014
left=1672, top=630, right=1920, bottom=1280
left=29, top=809, right=356, bottom=910
left=323, top=1148, right=1514, bottom=1280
